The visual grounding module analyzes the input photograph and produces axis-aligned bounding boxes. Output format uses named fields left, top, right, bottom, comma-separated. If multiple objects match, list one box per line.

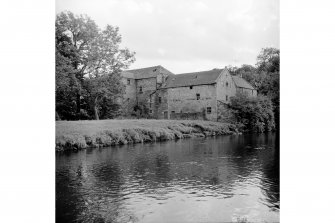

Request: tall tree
left=227, top=48, right=280, bottom=129
left=56, top=11, right=135, bottom=120
left=85, top=74, right=124, bottom=120
left=256, top=47, right=280, bottom=128
left=55, top=52, right=79, bottom=120
left=256, top=47, right=280, bottom=73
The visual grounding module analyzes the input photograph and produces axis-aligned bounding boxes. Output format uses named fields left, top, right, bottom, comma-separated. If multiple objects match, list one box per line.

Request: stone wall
left=121, top=77, right=137, bottom=116
left=149, top=89, right=168, bottom=119
left=216, top=69, right=237, bottom=104
left=136, top=77, right=157, bottom=104
left=156, top=66, right=174, bottom=88
left=167, top=85, right=217, bottom=121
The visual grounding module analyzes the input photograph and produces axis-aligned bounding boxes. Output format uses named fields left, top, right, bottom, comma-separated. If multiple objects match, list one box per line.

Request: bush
left=229, top=93, right=275, bottom=132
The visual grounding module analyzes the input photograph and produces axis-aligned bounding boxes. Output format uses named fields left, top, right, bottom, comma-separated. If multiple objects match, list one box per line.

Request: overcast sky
left=56, top=0, right=279, bottom=73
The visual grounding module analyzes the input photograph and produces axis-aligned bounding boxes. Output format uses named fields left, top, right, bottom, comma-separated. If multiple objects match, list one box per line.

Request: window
left=149, top=109, right=153, bottom=114
left=207, top=107, right=212, bottom=114
left=226, top=95, right=228, bottom=101
left=190, top=86, right=193, bottom=89
left=196, top=93, right=200, bottom=100
left=127, top=98, right=130, bottom=102
left=158, top=97, right=162, bottom=103
left=139, top=86, right=143, bottom=93
left=171, top=111, right=175, bottom=115
left=127, top=79, right=130, bottom=85
left=226, top=82, right=229, bottom=87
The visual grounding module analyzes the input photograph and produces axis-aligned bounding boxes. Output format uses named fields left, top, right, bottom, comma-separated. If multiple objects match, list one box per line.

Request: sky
left=56, top=0, right=279, bottom=74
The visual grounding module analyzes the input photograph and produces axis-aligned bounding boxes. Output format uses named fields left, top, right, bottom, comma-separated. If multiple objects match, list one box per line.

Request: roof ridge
left=175, top=68, right=223, bottom=76
left=126, top=65, right=160, bottom=72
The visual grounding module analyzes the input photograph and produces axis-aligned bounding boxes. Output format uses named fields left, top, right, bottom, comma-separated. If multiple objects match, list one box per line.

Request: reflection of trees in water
left=57, top=149, right=140, bottom=223
left=229, top=133, right=279, bottom=210
left=259, top=133, right=280, bottom=210
left=81, top=161, right=129, bottom=223
left=56, top=151, right=90, bottom=223
left=56, top=168, right=84, bottom=223
left=261, top=160, right=279, bottom=210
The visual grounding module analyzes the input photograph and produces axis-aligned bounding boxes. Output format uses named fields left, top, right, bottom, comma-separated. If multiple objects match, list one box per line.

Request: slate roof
left=232, top=76, right=256, bottom=90
left=121, top=71, right=135, bottom=79
left=122, top=65, right=173, bottom=79
left=162, top=69, right=224, bottom=88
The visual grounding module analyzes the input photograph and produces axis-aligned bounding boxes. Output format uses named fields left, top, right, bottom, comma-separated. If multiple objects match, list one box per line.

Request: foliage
left=85, top=74, right=124, bottom=120
left=226, top=65, right=238, bottom=76
left=229, top=93, right=275, bottom=132
left=55, top=11, right=135, bottom=120
left=229, top=47, right=280, bottom=129
left=256, top=47, right=280, bottom=73
left=133, top=102, right=150, bottom=118
left=56, top=52, right=80, bottom=120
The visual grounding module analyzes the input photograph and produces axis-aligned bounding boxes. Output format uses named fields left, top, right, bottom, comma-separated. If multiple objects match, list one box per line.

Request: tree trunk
left=94, top=97, right=99, bottom=120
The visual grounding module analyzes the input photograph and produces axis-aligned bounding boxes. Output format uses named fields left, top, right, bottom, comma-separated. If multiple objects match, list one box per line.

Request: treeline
left=226, top=48, right=280, bottom=132
left=56, top=11, right=136, bottom=120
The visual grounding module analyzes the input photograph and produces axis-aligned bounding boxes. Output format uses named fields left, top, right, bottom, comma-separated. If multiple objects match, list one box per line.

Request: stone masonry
left=121, top=66, right=257, bottom=121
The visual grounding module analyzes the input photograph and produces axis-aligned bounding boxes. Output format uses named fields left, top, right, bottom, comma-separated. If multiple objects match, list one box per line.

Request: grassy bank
left=56, top=119, right=238, bottom=151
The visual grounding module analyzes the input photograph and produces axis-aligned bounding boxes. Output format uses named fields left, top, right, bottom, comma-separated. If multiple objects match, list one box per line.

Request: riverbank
left=56, top=119, right=238, bottom=151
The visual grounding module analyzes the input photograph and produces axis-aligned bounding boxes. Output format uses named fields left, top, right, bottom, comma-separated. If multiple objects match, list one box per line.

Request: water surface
left=56, top=133, right=279, bottom=222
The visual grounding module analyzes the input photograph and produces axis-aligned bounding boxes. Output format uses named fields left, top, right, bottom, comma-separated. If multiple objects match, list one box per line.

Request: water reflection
left=56, top=133, right=279, bottom=222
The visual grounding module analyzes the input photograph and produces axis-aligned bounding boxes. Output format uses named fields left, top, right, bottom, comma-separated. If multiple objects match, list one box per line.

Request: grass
left=56, top=119, right=238, bottom=151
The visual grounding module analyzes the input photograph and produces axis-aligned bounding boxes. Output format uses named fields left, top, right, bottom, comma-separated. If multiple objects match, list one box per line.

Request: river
left=56, top=133, right=279, bottom=223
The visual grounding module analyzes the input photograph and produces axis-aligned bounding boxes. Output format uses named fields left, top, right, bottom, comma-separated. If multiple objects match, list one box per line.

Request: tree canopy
left=226, top=47, right=280, bottom=130
left=229, top=93, right=275, bottom=132
left=56, top=11, right=135, bottom=120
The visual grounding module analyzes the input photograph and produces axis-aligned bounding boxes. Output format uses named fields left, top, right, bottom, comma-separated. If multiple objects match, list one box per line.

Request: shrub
left=229, top=93, right=275, bottom=132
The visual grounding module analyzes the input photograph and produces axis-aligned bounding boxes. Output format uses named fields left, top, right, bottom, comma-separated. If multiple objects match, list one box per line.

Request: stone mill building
left=121, top=65, right=257, bottom=121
